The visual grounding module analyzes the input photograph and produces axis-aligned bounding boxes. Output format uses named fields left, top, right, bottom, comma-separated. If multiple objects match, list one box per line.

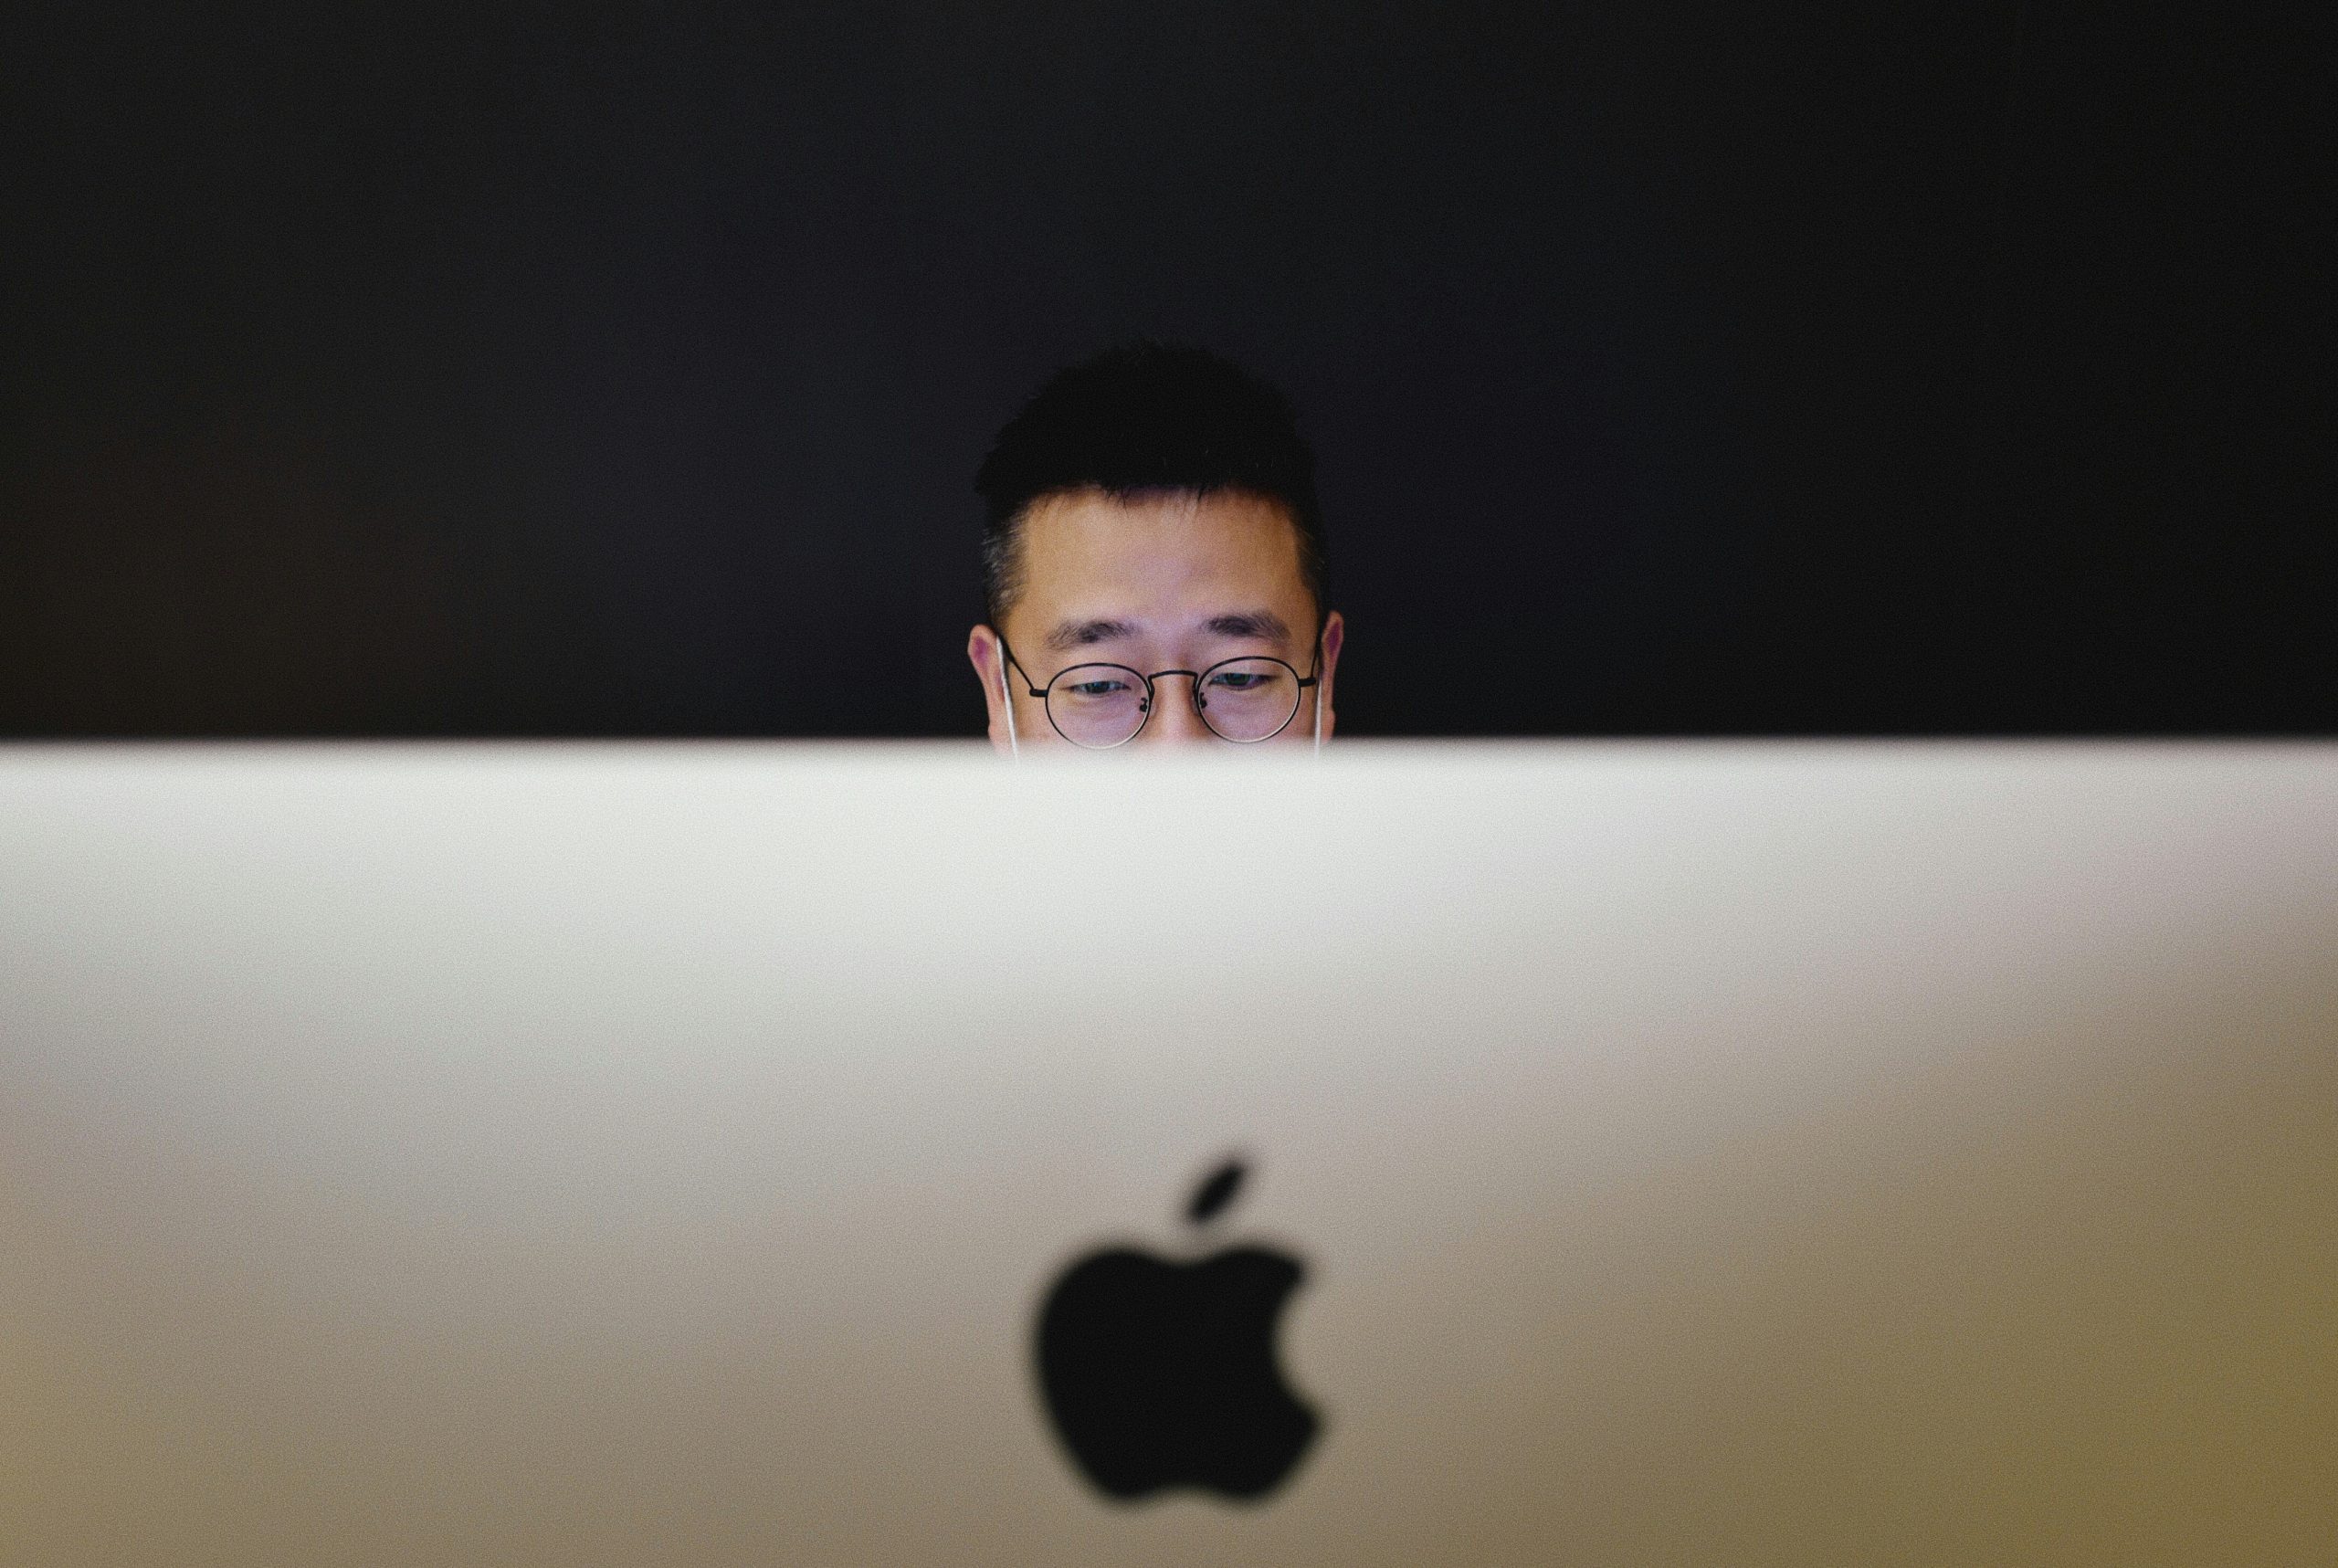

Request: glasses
left=999, top=637, right=1321, bottom=748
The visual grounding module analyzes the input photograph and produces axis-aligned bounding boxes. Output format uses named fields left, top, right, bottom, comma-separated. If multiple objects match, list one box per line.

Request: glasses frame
left=997, top=632, right=1322, bottom=749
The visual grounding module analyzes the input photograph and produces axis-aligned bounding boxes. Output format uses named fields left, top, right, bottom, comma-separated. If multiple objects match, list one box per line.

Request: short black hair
left=974, top=341, right=1326, bottom=627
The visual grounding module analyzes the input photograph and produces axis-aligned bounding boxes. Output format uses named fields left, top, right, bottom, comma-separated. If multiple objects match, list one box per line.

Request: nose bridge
left=1140, top=668, right=1211, bottom=742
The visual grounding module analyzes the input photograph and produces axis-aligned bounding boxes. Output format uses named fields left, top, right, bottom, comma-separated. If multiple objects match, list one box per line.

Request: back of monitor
left=1, top=742, right=2332, bottom=1565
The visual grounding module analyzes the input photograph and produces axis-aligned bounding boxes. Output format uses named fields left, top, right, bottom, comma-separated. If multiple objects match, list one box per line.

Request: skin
left=966, top=488, right=1344, bottom=752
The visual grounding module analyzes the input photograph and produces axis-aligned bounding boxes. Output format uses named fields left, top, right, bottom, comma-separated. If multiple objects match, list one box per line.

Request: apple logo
left=1034, top=1157, right=1322, bottom=1502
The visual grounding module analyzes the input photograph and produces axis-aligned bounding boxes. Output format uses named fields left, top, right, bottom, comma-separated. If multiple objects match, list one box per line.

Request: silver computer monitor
left=4, top=742, right=2332, bottom=1564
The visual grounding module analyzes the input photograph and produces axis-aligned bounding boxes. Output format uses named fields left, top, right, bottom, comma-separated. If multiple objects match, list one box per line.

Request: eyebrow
left=1038, top=610, right=1293, bottom=653
left=1204, top=610, right=1292, bottom=643
left=1043, top=617, right=1139, bottom=652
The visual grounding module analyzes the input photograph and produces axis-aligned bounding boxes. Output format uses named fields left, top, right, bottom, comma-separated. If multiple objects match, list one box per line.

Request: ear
left=966, top=624, right=1014, bottom=753
left=1314, top=610, right=1344, bottom=742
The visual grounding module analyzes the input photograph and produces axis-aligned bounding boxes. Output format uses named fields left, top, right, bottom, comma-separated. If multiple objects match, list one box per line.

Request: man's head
left=966, top=342, right=1343, bottom=752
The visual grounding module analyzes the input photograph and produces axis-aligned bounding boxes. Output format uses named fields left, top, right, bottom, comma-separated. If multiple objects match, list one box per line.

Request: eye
left=1060, top=678, right=1133, bottom=699
left=1207, top=669, right=1277, bottom=692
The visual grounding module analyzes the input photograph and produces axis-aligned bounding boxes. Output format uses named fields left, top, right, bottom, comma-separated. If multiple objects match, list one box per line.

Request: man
left=965, top=342, right=1344, bottom=753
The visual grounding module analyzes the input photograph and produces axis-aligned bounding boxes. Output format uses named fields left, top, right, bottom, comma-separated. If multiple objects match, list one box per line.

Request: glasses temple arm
left=994, top=637, right=1051, bottom=699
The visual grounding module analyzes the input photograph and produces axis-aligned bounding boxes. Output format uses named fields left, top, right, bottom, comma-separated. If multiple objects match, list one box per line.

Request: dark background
left=4, top=0, right=2328, bottom=737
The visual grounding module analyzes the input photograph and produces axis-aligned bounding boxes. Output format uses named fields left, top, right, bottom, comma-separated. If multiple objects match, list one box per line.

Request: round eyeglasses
left=999, top=640, right=1321, bottom=748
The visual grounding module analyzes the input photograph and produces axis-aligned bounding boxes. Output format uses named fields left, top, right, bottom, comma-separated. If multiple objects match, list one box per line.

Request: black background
left=4, top=1, right=2327, bottom=737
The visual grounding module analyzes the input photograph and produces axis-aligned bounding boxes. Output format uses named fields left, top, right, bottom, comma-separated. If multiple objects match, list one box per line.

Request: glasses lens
left=1045, top=664, right=1150, bottom=747
left=1195, top=657, right=1303, bottom=742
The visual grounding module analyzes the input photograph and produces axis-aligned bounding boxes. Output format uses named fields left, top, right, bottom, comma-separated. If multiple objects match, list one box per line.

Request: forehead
left=1009, top=488, right=1310, bottom=626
